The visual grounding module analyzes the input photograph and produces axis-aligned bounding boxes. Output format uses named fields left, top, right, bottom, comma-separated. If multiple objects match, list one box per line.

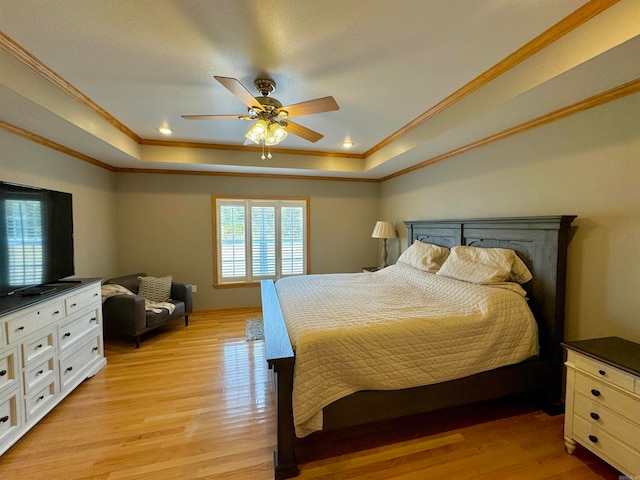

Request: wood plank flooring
left=0, top=308, right=624, bottom=479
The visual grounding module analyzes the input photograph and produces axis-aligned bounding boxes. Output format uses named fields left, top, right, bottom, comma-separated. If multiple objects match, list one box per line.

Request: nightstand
left=563, top=337, right=640, bottom=478
left=362, top=266, right=382, bottom=273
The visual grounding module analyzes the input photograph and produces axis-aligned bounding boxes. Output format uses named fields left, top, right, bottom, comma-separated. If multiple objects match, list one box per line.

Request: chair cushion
left=145, top=301, right=185, bottom=328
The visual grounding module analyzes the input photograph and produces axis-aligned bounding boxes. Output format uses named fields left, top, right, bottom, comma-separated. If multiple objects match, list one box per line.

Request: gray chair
left=102, top=273, right=193, bottom=348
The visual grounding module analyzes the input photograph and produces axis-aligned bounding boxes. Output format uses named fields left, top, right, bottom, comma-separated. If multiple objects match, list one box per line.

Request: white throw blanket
left=101, top=284, right=175, bottom=314
left=275, top=263, right=539, bottom=437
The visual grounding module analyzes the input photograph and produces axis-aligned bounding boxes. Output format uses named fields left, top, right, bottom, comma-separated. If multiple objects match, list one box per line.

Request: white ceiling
left=1, top=0, right=639, bottom=180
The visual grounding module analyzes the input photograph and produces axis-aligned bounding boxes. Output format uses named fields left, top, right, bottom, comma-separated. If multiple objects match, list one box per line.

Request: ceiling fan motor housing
left=252, top=96, right=284, bottom=120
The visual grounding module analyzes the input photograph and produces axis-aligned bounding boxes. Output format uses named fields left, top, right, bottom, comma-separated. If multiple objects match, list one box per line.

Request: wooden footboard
left=261, top=279, right=298, bottom=480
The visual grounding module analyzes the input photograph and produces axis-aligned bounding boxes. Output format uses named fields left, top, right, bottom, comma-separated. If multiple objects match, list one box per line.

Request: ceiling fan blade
left=182, top=114, right=250, bottom=120
left=214, top=76, right=264, bottom=111
left=279, top=96, right=339, bottom=118
left=283, top=121, right=324, bottom=143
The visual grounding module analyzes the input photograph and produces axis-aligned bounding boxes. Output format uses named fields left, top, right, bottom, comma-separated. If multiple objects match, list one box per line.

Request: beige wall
left=0, top=130, right=119, bottom=281
left=114, top=173, right=380, bottom=309
left=380, top=92, right=640, bottom=343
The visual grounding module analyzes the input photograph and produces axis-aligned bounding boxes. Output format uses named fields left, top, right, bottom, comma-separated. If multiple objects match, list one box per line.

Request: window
left=5, top=199, right=44, bottom=286
left=213, top=196, right=309, bottom=286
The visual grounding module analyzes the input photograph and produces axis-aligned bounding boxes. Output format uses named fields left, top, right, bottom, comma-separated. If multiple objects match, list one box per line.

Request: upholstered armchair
left=102, top=273, right=193, bottom=348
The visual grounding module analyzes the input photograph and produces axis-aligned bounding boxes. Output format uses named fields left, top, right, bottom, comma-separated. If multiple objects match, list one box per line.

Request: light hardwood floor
left=0, top=308, right=623, bottom=479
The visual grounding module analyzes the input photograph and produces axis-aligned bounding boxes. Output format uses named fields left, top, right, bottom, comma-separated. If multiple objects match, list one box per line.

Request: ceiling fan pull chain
left=267, top=145, right=272, bottom=159
left=261, top=139, right=266, bottom=160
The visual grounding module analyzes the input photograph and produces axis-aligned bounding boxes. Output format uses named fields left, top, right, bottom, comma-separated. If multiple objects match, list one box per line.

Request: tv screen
left=0, top=181, right=74, bottom=296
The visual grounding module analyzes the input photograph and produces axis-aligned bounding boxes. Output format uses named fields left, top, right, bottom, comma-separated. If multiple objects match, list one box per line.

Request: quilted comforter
left=275, top=262, right=539, bottom=437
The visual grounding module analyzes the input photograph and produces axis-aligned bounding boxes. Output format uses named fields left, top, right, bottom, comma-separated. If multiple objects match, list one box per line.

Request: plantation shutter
left=215, top=197, right=307, bottom=285
left=251, top=204, right=276, bottom=277
left=219, top=202, right=247, bottom=280
left=281, top=205, right=305, bottom=275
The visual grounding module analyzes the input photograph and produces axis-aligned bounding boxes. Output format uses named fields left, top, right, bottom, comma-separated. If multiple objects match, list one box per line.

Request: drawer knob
left=0, top=415, right=8, bottom=423
left=36, top=370, right=44, bottom=376
left=70, top=303, right=77, bottom=308
left=63, top=332, right=71, bottom=338
left=92, top=347, right=98, bottom=352
left=590, top=389, right=601, bottom=397
left=17, top=326, right=25, bottom=331
left=36, top=344, right=43, bottom=349
left=588, top=435, right=598, bottom=443
left=90, top=317, right=97, bottom=322
left=38, top=395, right=44, bottom=401
left=53, top=310, right=60, bottom=315
left=66, top=366, right=73, bottom=372
left=0, top=370, right=6, bottom=376
left=590, top=412, right=600, bottom=420
left=598, top=369, right=606, bottom=376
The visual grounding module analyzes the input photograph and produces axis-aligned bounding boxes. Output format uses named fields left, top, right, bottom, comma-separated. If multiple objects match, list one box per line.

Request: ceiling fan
left=182, top=76, right=339, bottom=157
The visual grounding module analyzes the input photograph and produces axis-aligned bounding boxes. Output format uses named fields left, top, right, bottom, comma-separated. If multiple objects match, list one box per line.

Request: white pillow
left=436, top=246, right=532, bottom=284
left=138, top=275, right=173, bottom=302
left=397, top=241, right=450, bottom=273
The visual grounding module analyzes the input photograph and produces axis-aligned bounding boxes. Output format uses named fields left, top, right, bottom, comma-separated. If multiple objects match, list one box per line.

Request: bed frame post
left=261, top=280, right=299, bottom=479
left=272, top=361, right=297, bottom=479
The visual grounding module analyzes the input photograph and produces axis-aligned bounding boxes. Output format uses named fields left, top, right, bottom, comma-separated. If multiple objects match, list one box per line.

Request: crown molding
left=0, top=119, right=117, bottom=171
left=381, top=77, right=640, bottom=182
left=364, top=0, right=620, bottom=158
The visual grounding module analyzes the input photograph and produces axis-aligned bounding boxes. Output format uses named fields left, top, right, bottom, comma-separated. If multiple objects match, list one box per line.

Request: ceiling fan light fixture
left=265, top=122, right=288, bottom=146
left=245, top=119, right=269, bottom=144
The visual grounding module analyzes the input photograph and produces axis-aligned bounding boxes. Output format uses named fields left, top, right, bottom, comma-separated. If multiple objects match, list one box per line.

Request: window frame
left=212, top=195, right=310, bottom=288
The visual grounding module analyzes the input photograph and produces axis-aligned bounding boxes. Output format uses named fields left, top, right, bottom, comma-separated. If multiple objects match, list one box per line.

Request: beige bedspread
left=275, top=262, right=539, bottom=437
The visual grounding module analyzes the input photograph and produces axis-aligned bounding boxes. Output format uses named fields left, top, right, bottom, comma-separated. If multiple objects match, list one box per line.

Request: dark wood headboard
left=404, top=216, right=576, bottom=366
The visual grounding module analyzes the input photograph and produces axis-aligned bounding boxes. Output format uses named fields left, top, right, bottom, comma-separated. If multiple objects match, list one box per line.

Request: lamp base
left=381, top=239, right=389, bottom=268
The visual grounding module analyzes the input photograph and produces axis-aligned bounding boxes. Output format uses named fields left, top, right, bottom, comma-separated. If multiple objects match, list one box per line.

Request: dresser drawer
left=572, top=351, right=636, bottom=392
left=22, top=330, right=55, bottom=366
left=574, top=373, right=640, bottom=421
left=26, top=380, right=56, bottom=420
left=573, top=414, right=640, bottom=476
left=60, top=336, right=101, bottom=390
left=58, top=308, right=100, bottom=352
left=0, top=388, right=21, bottom=445
left=24, top=355, right=56, bottom=393
left=65, top=285, right=101, bottom=316
left=5, top=301, right=64, bottom=344
left=0, top=348, right=19, bottom=394
left=574, top=392, right=640, bottom=452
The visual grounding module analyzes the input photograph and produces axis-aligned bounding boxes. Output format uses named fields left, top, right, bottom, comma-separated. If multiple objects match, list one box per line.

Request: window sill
left=213, top=281, right=261, bottom=289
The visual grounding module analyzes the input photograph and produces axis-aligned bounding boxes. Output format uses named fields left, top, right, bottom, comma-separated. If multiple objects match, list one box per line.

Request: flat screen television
left=0, top=181, right=74, bottom=296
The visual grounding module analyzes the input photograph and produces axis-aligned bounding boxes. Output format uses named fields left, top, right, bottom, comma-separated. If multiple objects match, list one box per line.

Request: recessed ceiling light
left=342, top=141, right=354, bottom=148
left=158, top=126, right=173, bottom=135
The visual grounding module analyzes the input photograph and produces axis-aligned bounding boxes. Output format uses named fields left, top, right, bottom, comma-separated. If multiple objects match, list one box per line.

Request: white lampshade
left=371, top=221, right=396, bottom=239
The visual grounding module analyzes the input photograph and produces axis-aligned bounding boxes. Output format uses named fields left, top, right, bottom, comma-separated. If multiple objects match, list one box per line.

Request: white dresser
left=0, top=279, right=106, bottom=456
left=564, top=337, right=640, bottom=478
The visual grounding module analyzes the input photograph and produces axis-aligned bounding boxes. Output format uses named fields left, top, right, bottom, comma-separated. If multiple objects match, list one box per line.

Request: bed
left=261, top=215, right=576, bottom=479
